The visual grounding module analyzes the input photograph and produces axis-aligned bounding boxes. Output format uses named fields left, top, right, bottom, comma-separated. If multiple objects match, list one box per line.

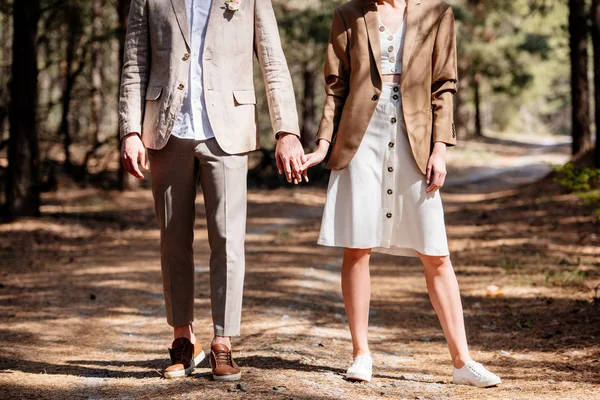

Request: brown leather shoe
left=210, top=343, right=241, bottom=381
left=164, top=337, right=205, bottom=379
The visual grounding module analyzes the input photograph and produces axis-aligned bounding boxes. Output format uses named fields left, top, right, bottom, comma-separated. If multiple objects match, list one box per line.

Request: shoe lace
left=467, top=362, right=491, bottom=379
left=170, top=346, right=184, bottom=363
left=353, top=356, right=372, bottom=369
left=214, top=350, right=232, bottom=366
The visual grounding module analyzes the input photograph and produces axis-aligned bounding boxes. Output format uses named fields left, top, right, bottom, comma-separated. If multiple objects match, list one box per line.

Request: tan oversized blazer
left=317, top=0, right=458, bottom=174
left=119, top=0, right=300, bottom=154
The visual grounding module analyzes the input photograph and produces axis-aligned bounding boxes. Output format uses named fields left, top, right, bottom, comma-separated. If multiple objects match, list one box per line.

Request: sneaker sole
left=453, top=377, right=501, bottom=388
left=212, top=371, right=242, bottom=381
left=346, top=372, right=372, bottom=382
left=164, top=350, right=206, bottom=379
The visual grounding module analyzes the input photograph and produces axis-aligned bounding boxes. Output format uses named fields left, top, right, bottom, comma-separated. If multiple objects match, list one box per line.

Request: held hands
left=300, top=139, right=330, bottom=182
left=121, top=133, right=148, bottom=179
left=275, top=132, right=306, bottom=184
left=426, top=142, right=447, bottom=193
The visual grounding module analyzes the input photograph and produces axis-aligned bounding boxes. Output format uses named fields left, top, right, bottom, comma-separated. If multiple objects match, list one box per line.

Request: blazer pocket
left=146, top=86, right=163, bottom=101
left=233, top=90, right=257, bottom=105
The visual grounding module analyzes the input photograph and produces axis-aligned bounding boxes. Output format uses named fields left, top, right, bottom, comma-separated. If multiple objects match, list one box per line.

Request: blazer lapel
left=401, top=0, right=422, bottom=86
left=170, top=0, right=191, bottom=50
left=363, top=1, right=382, bottom=85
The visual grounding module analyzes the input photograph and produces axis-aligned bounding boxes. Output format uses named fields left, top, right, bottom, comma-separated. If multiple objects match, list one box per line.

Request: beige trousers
left=148, top=136, right=248, bottom=337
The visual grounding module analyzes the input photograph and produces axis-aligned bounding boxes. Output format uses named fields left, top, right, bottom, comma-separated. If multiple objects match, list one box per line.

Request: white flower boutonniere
left=225, top=0, right=241, bottom=11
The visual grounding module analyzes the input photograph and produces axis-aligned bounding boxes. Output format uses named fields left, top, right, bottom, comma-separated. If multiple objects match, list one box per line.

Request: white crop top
left=378, top=17, right=406, bottom=74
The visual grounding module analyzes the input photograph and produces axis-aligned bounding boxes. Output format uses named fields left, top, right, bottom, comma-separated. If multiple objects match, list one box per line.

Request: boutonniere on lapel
left=225, top=0, right=241, bottom=11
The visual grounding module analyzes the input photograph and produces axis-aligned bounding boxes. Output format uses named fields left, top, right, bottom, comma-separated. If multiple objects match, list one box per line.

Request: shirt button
left=183, top=53, right=190, bottom=61
left=390, top=117, right=397, bottom=124
left=372, top=94, right=379, bottom=101
left=389, top=56, right=396, bottom=63
left=393, top=94, right=399, bottom=100
left=393, top=86, right=399, bottom=92
left=388, top=46, right=394, bottom=52
left=388, top=142, right=395, bottom=148
left=387, top=189, right=393, bottom=195
left=379, top=26, right=385, bottom=32
left=388, top=35, right=393, bottom=41
left=386, top=212, right=392, bottom=218
left=178, top=84, right=185, bottom=90
left=388, top=167, right=394, bottom=172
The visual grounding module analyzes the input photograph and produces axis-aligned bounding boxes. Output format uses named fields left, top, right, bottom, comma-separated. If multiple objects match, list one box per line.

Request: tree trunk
left=0, top=9, right=11, bottom=140
left=454, top=72, right=470, bottom=140
left=592, top=0, right=600, bottom=167
left=5, top=0, right=41, bottom=217
left=300, top=62, right=316, bottom=151
left=116, top=0, right=139, bottom=190
left=83, top=0, right=105, bottom=178
left=569, top=0, right=592, bottom=156
left=59, top=1, right=83, bottom=173
left=473, top=73, right=483, bottom=137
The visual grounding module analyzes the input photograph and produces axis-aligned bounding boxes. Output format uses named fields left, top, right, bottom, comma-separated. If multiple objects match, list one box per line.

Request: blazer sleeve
left=431, top=6, right=458, bottom=146
left=316, top=8, right=351, bottom=144
left=254, top=0, right=300, bottom=139
left=118, top=0, right=150, bottom=140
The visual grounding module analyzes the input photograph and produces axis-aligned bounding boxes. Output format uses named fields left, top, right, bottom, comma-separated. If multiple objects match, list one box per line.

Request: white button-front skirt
left=317, top=83, right=449, bottom=257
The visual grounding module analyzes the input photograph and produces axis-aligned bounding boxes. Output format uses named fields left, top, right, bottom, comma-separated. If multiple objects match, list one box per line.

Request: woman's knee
left=343, top=248, right=371, bottom=266
left=420, top=254, right=452, bottom=272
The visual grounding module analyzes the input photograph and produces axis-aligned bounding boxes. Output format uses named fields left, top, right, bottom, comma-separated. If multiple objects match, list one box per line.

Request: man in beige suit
left=118, top=0, right=303, bottom=381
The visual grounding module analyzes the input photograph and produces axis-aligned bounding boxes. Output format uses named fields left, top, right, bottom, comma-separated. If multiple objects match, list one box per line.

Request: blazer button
left=388, top=142, right=395, bottom=148
left=372, top=94, right=379, bottom=101
left=390, top=117, right=397, bottom=124
left=393, top=94, right=399, bottom=100
left=388, top=167, right=394, bottom=172
left=183, top=53, right=190, bottom=61
left=387, top=189, right=393, bottom=195
left=178, top=83, right=185, bottom=90
left=393, top=86, right=399, bottom=92
left=386, top=212, right=392, bottom=218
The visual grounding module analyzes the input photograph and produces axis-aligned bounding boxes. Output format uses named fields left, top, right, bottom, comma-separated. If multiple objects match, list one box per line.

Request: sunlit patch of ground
left=0, top=137, right=598, bottom=400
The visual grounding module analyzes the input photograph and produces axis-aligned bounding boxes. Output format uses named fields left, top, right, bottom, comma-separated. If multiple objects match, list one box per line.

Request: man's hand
left=275, top=132, right=305, bottom=184
left=426, top=142, right=447, bottom=193
left=121, top=133, right=148, bottom=179
left=300, top=140, right=330, bottom=182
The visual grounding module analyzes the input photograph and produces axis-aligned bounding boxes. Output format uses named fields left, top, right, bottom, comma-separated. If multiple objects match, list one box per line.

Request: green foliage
left=499, top=257, right=522, bottom=272
left=544, top=268, right=587, bottom=287
left=554, top=163, right=600, bottom=192
left=450, top=0, right=570, bottom=134
left=554, top=162, right=600, bottom=221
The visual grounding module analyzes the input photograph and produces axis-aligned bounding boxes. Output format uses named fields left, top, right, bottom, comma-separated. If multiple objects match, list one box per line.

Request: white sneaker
left=453, top=360, right=501, bottom=387
left=346, top=354, right=373, bottom=382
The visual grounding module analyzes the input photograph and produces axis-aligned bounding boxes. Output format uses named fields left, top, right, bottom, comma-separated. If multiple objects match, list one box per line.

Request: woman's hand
left=300, top=140, right=330, bottom=182
left=426, top=142, right=447, bottom=193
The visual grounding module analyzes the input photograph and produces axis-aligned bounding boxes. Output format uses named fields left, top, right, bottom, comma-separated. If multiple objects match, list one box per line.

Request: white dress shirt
left=171, top=0, right=214, bottom=140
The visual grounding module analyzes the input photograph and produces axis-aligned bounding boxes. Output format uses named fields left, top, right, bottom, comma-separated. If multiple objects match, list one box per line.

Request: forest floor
left=1, top=135, right=599, bottom=400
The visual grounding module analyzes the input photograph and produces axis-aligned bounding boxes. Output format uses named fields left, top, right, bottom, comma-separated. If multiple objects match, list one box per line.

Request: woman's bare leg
left=342, top=248, right=372, bottom=358
left=419, top=253, right=472, bottom=368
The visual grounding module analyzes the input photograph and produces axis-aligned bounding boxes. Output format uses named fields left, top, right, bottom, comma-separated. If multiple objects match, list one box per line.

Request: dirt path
left=1, top=137, right=599, bottom=400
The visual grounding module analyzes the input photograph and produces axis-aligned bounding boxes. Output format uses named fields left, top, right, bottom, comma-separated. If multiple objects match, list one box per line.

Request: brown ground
left=1, top=137, right=599, bottom=400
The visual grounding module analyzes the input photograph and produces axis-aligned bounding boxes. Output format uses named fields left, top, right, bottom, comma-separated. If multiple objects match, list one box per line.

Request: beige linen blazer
left=119, top=0, right=300, bottom=154
left=317, top=0, right=458, bottom=175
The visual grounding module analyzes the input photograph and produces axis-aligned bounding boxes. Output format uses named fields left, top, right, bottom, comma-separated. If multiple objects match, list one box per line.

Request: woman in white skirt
left=301, top=0, right=501, bottom=387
